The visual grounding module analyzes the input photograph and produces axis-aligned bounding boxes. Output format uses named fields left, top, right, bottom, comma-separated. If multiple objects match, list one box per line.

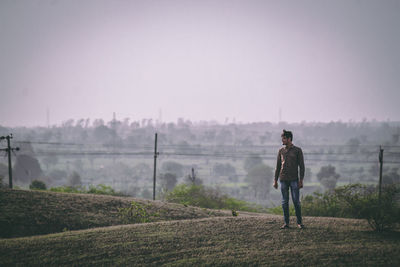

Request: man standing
left=273, top=129, right=305, bottom=229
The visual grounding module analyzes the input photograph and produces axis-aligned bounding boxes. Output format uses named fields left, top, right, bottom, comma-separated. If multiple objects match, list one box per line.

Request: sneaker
left=297, top=224, right=305, bottom=229
left=280, top=224, right=289, bottom=229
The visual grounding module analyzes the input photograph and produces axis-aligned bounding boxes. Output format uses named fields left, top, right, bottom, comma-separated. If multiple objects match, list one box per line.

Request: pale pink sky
left=1, top=0, right=399, bottom=127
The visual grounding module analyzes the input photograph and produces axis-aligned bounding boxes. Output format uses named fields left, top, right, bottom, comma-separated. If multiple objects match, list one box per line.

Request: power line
left=15, top=140, right=400, bottom=149
left=26, top=150, right=400, bottom=164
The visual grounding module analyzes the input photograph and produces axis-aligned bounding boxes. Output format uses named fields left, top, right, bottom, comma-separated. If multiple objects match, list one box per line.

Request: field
left=1, top=189, right=399, bottom=266
left=1, top=215, right=400, bottom=266
left=0, top=189, right=226, bottom=238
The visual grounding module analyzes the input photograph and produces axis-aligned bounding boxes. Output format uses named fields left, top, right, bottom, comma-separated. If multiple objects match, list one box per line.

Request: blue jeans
left=280, top=180, right=302, bottom=225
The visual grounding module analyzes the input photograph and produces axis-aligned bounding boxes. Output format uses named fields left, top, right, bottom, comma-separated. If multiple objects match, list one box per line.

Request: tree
left=159, top=173, right=178, bottom=191
left=213, top=163, right=236, bottom=178
left=246, top=164, right=273, bottom=201
left=42, top=155, right=59, bottom=170
left=0, top=174, right=4, bottom=188
left=47, top=169, right=68, bottom=186
left=185, top=168, right=203, bottom=186
left=346, top=138, right=360, bottom=153
left=243, top=154, right=263, bottom=173
left=13, top=154, right=43, bottom=184
left=383, top=167, right=400, bottom=185
left=305, top=167, right=313, bottom=181
left=0, top=163, right=7, bottom=181
left=161, top=161, right=184, bottom=178
left=133, top=162, right=152, bottom=180
left=141, top=188, right=152, bottom=199
left=93, top=125, right=114, bottom=143
left=30, top=180, right=47, bottom=190
left=317, top=165, right=340, bottom=190
left=216, top=129, right=233, bottom=145
left=68, top=171, right=82, bottom=188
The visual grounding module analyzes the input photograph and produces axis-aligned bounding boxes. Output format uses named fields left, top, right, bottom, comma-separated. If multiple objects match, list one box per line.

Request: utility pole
left=153, top=133, right=159, bottom=200
left=0, top=134, right=20, bottom=189
left=378, top=146, right=384, bottom=205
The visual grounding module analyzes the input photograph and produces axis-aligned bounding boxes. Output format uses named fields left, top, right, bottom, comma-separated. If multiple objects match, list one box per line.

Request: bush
left=166, top=184, right=263, bottom=212
left=50, top=185, right=84, bottom=194
left=335, top=183, right=400, bottom=231
left=87, top=184, right=121, bottom=196
left=29, top=180, right=47, bottom=190
left=301, top=192, right=349, bottom=218
left=50, top=184, right=126, bottom=196
left=118, top=201, right=153, bottom=223
left=268, top=205, right=295, bottom=216
left=288, top=183, right=400, bottom=231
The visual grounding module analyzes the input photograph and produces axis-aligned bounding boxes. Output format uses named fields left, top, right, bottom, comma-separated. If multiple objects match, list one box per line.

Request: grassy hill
left=1, top=215, right=399, bottom=266
left=0, top=188, right=227, bottom=238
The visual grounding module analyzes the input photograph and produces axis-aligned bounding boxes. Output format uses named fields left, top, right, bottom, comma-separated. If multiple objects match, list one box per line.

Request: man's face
left=282, top=136, right=288, bottom=145
left=282, top=136, right=292, bottom=145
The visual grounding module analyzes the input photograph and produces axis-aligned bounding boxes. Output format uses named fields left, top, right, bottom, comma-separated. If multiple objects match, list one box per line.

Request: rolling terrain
left=0, top=189, right=226, bottom=238
left=1, top=189, right=399, bottom=266
left=1, top=215, right=399, bottom=266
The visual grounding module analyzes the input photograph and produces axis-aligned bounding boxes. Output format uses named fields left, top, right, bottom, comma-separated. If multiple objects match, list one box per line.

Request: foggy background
left=1, top=1, right=400, bottom=206
left=1, top=0, right=400, bottom=127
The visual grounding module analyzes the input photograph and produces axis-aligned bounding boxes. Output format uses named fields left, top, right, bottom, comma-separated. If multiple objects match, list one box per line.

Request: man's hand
left=298, top=179, right=303, bottom=189
left=273, top=180, right=278, bottom=189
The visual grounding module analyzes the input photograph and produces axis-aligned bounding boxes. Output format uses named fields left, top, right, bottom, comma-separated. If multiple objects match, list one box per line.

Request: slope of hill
left=0, top=188, right=227, bottom=238
left=1, top=215, right=399, bottom=266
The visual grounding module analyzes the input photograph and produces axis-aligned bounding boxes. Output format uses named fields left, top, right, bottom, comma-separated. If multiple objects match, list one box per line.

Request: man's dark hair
left=281, top=129, right=293, bottom=141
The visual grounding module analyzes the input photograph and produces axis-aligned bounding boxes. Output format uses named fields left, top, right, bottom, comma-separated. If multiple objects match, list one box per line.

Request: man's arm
left=273, top=150, right=281, bottom=189
left=274, top=150, right=281, bottom=182
left=298, top=148, right=305, bottom=188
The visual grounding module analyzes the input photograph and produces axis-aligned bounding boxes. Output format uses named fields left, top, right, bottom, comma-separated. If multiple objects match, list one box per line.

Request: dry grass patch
left=0, top=188, right=227, bottom=238
left=1, top=215, right=399, bottom=266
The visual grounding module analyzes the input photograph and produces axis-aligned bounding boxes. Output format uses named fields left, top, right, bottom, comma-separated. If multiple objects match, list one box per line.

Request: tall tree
left=317, top=165, right=340, bottom=190
left=246, top=163, right=273, bottom=201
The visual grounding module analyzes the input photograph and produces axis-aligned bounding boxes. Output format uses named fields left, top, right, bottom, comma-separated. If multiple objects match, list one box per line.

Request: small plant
left=232, top=210, right=238, bottom=216
left=29, top=180, right=47, bottom=190
left=118, top=201, right=151, bottom=224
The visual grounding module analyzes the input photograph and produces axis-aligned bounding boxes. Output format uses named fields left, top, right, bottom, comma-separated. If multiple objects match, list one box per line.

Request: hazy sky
left=0, top=0, right=399, bottom=127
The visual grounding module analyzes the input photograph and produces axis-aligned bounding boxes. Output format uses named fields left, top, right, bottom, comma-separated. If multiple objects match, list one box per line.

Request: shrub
left=166, top=184, right=263, bottom=212
left=335, top=183, right=400, bottom=231
left=50, top=184, right=126, bottom=196
left=29, top=180, right=47, bottom=190
left=118, top=201, right=152, bottom=223
left=301, top=192, right=349, bottom=218
left=268, top=204, right=295, bottom=216
left=87, top=184, right=123, bottom=196
left=50, top=186, right=83, bottom=193
left=283, top=183, right=400, bottom=231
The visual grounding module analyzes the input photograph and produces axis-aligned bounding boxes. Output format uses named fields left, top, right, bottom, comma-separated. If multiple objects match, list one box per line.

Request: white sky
left=0, top=0, right=399, bottom=127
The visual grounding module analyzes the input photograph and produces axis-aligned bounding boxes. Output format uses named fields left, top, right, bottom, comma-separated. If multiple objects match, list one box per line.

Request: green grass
left=0, top=188, right=227, bottom=238
left=1, top=215, right=399, bottom=266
